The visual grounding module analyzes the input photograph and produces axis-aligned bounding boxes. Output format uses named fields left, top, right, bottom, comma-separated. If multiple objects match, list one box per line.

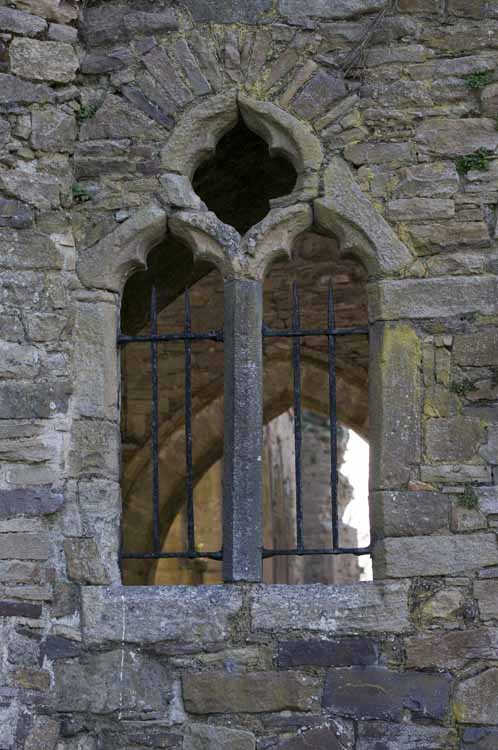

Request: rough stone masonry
left=1, top=0, right=498, bottom=748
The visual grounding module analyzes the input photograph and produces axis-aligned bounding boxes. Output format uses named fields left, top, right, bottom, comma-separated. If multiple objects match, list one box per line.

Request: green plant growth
left=458, top=486, right=479, bottom=511
left=76, top=102, right=99, bottom=123
left=449, top=379, right=477, bottom=396
left=456, top=148, right=493, bottom=175
left=465, top=70, right=494, bottom=90
left=72, top=183, right=92, bottom=204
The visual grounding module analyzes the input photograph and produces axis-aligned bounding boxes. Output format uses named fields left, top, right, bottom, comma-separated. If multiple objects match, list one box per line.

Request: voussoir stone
left=292, top=69, right=348, bottom=120
left=324, top=666, right=451, bottom=720
left=405, top=627, right=498, bottom=669
left=0, top=7, right=47, bottom=35
left=375, top=533, right=498, bottom=577
left=250, top=581, right=411, bottom=633
left=183, top=671, right=320, bottom=714
left=81, top=585, right=243, bottom=644
left=454, top=668, right=498, bottom=724
left=10, top=38, right=79, bottom=83
left=416, top=117, right=498, bottom=156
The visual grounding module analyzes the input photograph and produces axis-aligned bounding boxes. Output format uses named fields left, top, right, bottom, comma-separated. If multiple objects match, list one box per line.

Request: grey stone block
left=0, top=382, right=70, bottom=419
left=0, top=532, right=50, bottom=560
left=180, top=0, right=272, bottom=23
left=416, top=117, right=498, bottom=156
left=277, top=637, right=379, bottom=668
left=323, top=666, right=452, bottom=720
left=0, top=600, right=41, bottom=618
left=375, top=533, right=498, bottom=577
left=31, top=108, right=76, bottom=152
left=0, top=73, right=54, bottom=107
left=406, top=627, right=498, bottom=670
left=184, top=724, right=255, bottom=749
left=279, top=0, right=384, bottom=16
left=357, top=722, right=457, bottom=749
left=462, top=728, right=498, bottom=749
left=372, top=491, right=450, bottom=537
left=0, top=229, right=63, bottom=270
left=81, top=585, right=243, bottom=645
left=292, top=69, right=348, bottom=120
left=63, top=538, right=111, bottom=585
left=0, top=172, right=62, bottom=211
left=10, top=38, right=79, bottom=83
left=0, top=7, right=47, bottom=35
left=79, top=94, right=164, bottom=142
left=425, top=417, right=482, bottom=462
left=474, top=579, right=498, bottom=619
left=250, top=581, right=411, bottom=633
left=183, top=671, right=320, bottom=714
left=454, top=668, right=498, bottom=724
left=0, top=489, right=63, bottom=519
left=369, top=277, right=498, bottom=320
left=0, top=199, right=33, bottom=229
left=278, top=727, right=347, bottom=750
left=54, top=650, right=173, bottom=714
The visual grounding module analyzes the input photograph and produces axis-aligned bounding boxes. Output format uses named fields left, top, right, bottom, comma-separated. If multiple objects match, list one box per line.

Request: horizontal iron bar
left=263, top=326, right=368, bottom=338
left=262, top=546, right=371, bottom=558
left=121, top=550, right=223, bottom=561
left=118, top=331, right=224, bottom=344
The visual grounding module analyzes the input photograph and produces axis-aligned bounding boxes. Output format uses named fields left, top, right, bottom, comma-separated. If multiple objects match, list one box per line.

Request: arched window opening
left=120, top=238, right=224, bottom=586
left=192, top=119, right=297, bottom=234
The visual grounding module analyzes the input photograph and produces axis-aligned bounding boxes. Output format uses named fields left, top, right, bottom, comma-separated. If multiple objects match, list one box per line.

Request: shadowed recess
left=192, top=119, right=297, bottom=234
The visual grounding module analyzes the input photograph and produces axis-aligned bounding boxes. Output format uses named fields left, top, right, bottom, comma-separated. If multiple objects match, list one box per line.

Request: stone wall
left=1, top=0, right=498, bottom=748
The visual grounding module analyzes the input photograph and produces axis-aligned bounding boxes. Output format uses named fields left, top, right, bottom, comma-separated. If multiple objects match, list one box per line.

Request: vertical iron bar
left=292, top=282, right=304, bottom=552
left=328, top=285, right=339, bottom=549
left=223, top=279, right=263, bottom=582
left=184, top=288, right=195, bottom=555
left=150, top=286, right=161, bottom=553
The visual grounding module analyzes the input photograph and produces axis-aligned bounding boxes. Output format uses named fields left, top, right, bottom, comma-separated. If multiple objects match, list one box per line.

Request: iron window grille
left=118, top=282, right=371, bottom=582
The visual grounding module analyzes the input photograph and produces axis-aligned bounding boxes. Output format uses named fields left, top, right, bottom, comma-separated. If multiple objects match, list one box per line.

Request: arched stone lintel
left=169, top=203, right=313, bottom=281
left=160, top=90, right=323, bottom=201
left=313, top=157, right=414, bottom=279
left=76, top=205, right=167, bottom=292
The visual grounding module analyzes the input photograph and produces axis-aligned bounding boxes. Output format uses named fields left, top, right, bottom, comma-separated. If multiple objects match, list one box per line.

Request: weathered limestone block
left=0, top=172, right=62, bottom=211
left=369, top=323, right=421, bottom=489
left=0, top=532, right=49, bottom=560
left=292, top=69, right=348, bottom=120
left=344, top=141, right=413, bottom=166
left=369, top=277, right=498, bottom=320
left=24, top=716, right=60, bottom=750
left=0, top=73, right=54, bottom=106
left=0, top=341, right=38, bottom=379
left=416, top=588, right=466, bottom=624
left=78, top=480, right=120, bottom=584
left=454, top=330, right=498, bottom=366
left=375, top=533, right=498, bottom=577
left=406, top=627, right=498, bottom=669
left=68, top=420, right=119, bottom=479
left=323, top=667, right=451, bottom=720
left=31, top=108, right=76, bottom=152
left=0, top=561, right=42, bottom=584
left=0, top=489, right=63, bottom=519
left=416, top=118, right=498, bottom=156
left=48, top=22, right=78, bottom=42
left=250, top=581, right=411, bottom=633
left=357, top=722, right=457, bottom=749
left=0, top=199, right=33, bottom=229
left=474, top=579, right=498, bottom=619
left=181, top=0, right=272, bottom=22
left=454, top=668, right=498, bottom=724
left=54, top=650, right=173, bottom=714
left=388, top=198, right=455, bottom=221
left=81, top=586, right=243, bottom=644
left=73, top=299, right=119, bottom=420
left=477, top=487, right=498, bottom=515
left=277, top=637, right=379, bottom=668
left=0, top=382, right=69, bottom=419
left=79, top=95, right=164, bottom=142
left=184, top=724, right=255, bottom=750
left=15, top=0, right=79, bottom=24
left=481, top=83, right=498, bottom=117
left=462, top=728, right=498, bottom=749
left=183, top=671, right=320, bottom=714
left=10, top=39, right=78, bottom=83
left=393, top=161, right=459, bottom=197
left=0, top=7, right=47, bottom=35
left=372, top=491, right=449, bottom=537
left=63, top=539, right=111, bottom=585
left=279, top=0, right=384, bottom=17
left=425, top=417, right=482, bottom=462
left=407, top=221, right=489, bottom=252
left=278, top=727, right=349, bottom=750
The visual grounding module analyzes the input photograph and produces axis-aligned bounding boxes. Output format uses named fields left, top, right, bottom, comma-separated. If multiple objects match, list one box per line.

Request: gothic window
left=118, top=119, right=371, bottom=586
